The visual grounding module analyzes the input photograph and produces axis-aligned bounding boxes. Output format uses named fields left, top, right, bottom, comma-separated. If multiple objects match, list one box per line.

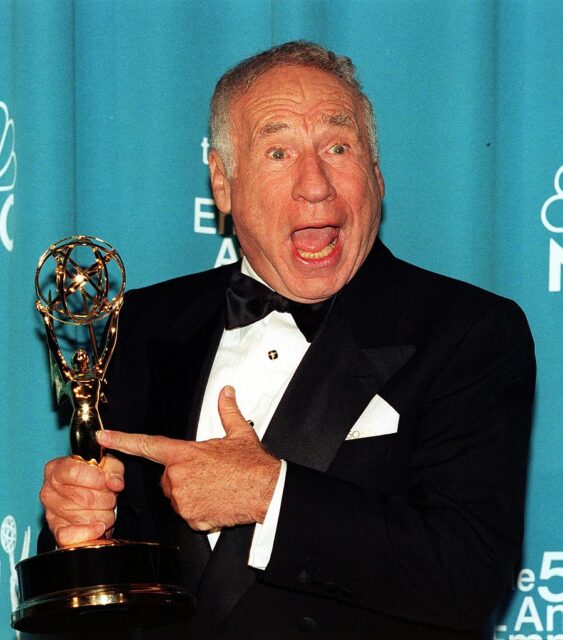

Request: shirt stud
left=268, top=350, right=278, bottom=360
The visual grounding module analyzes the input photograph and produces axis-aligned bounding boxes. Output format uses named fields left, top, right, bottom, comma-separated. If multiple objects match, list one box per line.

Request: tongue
left=291, top=226, right=338, bottom=253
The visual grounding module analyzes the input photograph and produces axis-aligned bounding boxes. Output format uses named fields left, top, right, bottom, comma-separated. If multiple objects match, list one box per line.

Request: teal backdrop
left=0, top=1, right=561, bottom=638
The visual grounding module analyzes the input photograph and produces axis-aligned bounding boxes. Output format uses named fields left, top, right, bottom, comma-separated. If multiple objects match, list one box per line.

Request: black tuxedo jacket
left=98, top=240, right=535, bottom=640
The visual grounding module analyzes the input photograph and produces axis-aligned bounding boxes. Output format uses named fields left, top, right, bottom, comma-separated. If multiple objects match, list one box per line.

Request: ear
left=209, top=150, right=232, bottom=213
left=373, top=162, right=385, bottom=199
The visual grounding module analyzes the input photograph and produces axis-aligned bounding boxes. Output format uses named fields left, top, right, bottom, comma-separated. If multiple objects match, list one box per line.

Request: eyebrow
left=257, top=121, right=291, bottom=140
left=319, top=112, right=357, bottom=129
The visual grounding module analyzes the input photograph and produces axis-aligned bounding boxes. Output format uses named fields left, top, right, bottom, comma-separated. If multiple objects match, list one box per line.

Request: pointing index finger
left=97, top=430, right=177, bottom=465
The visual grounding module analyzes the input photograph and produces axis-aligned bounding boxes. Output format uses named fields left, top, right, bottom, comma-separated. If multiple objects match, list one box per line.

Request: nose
left=291, top=153, right=336, bottom=203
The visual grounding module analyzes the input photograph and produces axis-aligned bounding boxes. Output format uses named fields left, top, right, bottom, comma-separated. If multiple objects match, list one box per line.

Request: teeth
left=297, top=238, right=337, bottom=259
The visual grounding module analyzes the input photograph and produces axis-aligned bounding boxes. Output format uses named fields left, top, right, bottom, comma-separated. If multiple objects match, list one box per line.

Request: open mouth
left=291, top=226, right=339, bottom=260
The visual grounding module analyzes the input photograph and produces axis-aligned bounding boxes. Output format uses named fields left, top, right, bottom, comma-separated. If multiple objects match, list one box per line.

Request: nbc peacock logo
left=0, top=101, right=16, bottom=252
left=540, top=166, right=563, bottom=292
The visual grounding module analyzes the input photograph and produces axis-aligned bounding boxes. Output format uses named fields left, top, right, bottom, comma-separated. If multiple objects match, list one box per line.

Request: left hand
left=96, top=386, right=281, bottom=531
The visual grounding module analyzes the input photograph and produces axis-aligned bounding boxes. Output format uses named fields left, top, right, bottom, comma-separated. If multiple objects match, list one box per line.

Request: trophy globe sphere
left=35, top=236, right=126, bottom=326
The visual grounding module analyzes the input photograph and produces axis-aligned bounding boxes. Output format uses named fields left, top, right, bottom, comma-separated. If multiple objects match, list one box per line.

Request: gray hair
left=210, top=41, right=379, bottom=176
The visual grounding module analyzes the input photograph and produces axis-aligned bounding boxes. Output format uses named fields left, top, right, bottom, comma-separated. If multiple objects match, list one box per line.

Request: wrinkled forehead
left=231, top=65, right=363, bottom=125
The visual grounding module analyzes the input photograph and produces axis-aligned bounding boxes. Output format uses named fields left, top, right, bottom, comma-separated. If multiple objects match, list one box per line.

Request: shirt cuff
left=248, top=459, right=287, bottom=570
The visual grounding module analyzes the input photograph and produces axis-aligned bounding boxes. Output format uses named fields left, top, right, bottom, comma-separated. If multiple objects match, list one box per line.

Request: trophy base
left=12, top=540, right=195, bottom=634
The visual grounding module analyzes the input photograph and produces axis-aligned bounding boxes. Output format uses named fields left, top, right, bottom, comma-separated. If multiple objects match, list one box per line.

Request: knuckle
left=39, top=484, right=50, bottom=508
left=166, top=464, right=180, bottom=484
left=44, top=459, right=56, bottom=478
left=138, top=435, right=153, bottom=458
left=163, top=461, right=187, bottom=490
left=53, top=526, right=65, bottom=545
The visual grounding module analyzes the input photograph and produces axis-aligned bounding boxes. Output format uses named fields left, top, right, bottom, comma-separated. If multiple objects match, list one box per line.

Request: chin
left=285, top=276, right=343, bottom=303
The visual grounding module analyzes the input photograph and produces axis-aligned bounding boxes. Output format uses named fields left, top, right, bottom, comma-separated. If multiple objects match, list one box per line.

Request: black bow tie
left=225, top=268, right=334, bottom=342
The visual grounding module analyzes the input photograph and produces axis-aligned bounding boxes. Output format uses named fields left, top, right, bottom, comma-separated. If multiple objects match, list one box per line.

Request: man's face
left=209, top=65, right=384, bottom=303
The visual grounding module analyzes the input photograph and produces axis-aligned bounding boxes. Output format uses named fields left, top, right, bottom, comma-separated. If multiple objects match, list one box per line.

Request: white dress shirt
left=196, top=258, right=310, bottom=569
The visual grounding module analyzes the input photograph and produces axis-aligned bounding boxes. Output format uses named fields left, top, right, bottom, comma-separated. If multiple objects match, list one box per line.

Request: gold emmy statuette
left=12, top=236, right=194, bottom=634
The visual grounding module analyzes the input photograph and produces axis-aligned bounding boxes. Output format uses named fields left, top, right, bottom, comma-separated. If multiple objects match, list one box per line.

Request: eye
left=329, top=144, right=347, bottom=155
left=268, top=148, right=286, bottom=161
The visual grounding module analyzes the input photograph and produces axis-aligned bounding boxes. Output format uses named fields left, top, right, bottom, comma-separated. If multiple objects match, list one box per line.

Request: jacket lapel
left=262, top=302, right=414, bottom=471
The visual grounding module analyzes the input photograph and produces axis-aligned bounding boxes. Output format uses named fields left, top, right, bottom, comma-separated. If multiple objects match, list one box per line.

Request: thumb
left=218, top=386, right=257, bottom=439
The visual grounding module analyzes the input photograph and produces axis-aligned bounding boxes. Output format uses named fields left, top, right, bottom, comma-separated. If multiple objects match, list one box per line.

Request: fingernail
left=96, top=430, right=109, bottom=444
left=224, top=385, right=235, bottom=398
left=95, top=522, right=106, bottom=537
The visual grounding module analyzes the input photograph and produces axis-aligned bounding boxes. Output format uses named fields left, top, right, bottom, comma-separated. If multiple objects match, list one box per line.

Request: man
left=40, top=42, right=535, bottom=639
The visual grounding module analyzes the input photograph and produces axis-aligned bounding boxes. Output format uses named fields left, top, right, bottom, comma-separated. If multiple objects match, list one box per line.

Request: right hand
left=40, top=455, right=124, bottom=547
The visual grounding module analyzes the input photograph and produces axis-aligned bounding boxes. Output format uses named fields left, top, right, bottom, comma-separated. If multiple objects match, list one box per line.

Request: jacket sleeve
left=258, top=300, right=535, bottom=630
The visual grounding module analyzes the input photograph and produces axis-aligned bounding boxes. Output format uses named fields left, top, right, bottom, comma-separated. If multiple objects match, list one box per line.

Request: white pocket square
left=346, top=394, right=399, bottom=440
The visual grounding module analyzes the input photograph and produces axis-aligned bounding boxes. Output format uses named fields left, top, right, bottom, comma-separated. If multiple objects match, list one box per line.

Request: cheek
left=233, top=209, right=275, bottom=258
left=338, top=177, right=381, bottom=260
left=344, top=172, right=381, bottom=221
left=233, top=181, right=289, bottom=237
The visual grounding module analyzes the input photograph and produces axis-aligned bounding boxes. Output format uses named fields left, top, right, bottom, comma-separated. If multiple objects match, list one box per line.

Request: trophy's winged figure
left=38, top=305, right=121, bottom=463
left=35, top=236, right=126, bottom=464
